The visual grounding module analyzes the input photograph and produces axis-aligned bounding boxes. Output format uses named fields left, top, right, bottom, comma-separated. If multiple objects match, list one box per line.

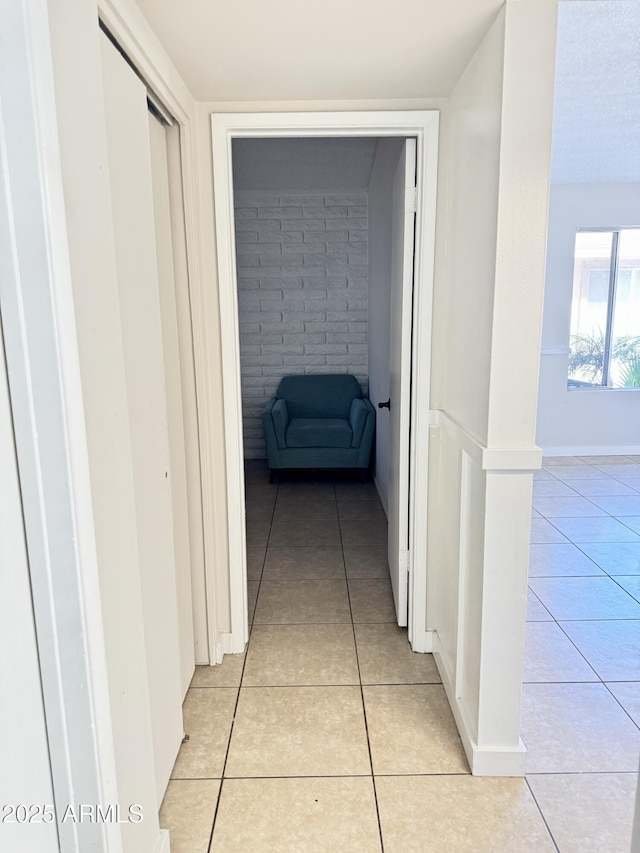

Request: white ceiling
left=551, top=1, right=640, bottom=184
left=232, top=138, right=379, bottom=190
left=134, top=0, right=503, bottom=101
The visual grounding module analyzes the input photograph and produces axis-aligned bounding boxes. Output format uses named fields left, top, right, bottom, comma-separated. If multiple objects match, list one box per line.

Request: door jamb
left=211, top=110, right=440, bottom=653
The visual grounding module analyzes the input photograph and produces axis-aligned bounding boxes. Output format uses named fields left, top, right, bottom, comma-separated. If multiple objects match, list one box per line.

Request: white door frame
left=211, top=110, right=439, bottom=653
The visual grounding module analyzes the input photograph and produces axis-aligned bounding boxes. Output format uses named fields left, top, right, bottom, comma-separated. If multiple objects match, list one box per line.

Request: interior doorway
left=210, top=112, right=439, bottom=656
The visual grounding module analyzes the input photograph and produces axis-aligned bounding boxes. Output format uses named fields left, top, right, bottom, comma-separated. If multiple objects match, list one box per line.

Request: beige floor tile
left=263, top=546, right=345, bottom=580
left=269, top=519, right=341, bottom=547
left=522, top=622, right=598, bottom=683
left=211, top=777, right=381, bottom=852
left=246, top=521, right=271, bottom=550
left=247, top=581, right=259, bottom=624
left=337, top=501, right=387, bottom=522
left=532, top=496, right=606, bottom=517
left=550, top=516, right=640, bottom=542
left=244, top=483, right=277, bottom=502
left=564, top=478, right=639, bottom=497
left=355, top=623, right=441, bottom=684
left=171, top=688, right=238, bottom=779
left=376, top=775, right=554, bottom=853
left=533, top=470, right=557, bottom=481
left=344, top=544, right=389, bottom=578
left=606, top=681, right=640, bottom=726
left=559, top=619, right=640, bottom=680
left=275, top=493, right=337, bottom=511
left=533, top=480, right=579, bottom=497
left=521, top=683, right=640, bottom=772
left=243, top=624, right=359, bottom=686
left=528, top=543, right=603, bottom=577
left=545, top=465, right=612, bottom=480
left=334, top=482, right=379, bottom=500
left=244, top=460, right=270, bottom=481
left=621, top=516, right=640, bottom=534
left=225, top=686, right=371, bottom=777
left=254, top=579, right=351, bottom=624
left=616, top=574, right=640, bottom=601
left=160, top=779, right=219, bottom=853
left=589, top=495, right=640, bottom=516
left=245, top=500, right=275, bottom=522
left=349, top=579, right=396, bottom=622
left=527, top=773, right=637, bottom=853
left=340, top=520, right=388, bottom=546
left=579, top=455, right=633, bottom=465
left=277, top=482, right=336, bottom=498
left=578, top=542, right=640, bottom=574
left=527, top=590, right=554, bottom=621
left=529, top=518, right=569, bottom=544
left=597, top=463, right=640, bottom=478
left=246, top=547, right=266, bottom=580
left=544, top=456, right=588, bottom=466
left=273, top=499, right=338, bottom=523
left=529, top=576, right=640, bottom=620
left=363, top=684, right=468, bottom=774
left=191, top=654, right=245, bottom=688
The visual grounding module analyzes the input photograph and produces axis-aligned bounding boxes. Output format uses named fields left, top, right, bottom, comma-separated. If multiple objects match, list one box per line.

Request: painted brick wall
left=235, top=190, right=369, bottom=459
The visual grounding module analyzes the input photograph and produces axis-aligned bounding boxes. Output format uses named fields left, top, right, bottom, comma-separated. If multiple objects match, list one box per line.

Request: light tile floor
left=161, top=458, right=640, bottom=852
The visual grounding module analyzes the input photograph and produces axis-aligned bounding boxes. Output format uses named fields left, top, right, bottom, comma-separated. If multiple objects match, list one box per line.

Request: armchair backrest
left=276, top=374, right=362, bottom=419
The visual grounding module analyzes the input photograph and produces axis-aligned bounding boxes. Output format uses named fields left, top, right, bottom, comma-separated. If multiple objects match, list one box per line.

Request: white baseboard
left=411, top=628, right=433, bottom=654
left=372, top=474, right=388, bottom=518
left=542, top=445, right=640, bottom=457
left=211, top=631, right=235, bottom=664
left=154, top=829, right=171, bottom=853
left=433, top=641, right=527, bottom=778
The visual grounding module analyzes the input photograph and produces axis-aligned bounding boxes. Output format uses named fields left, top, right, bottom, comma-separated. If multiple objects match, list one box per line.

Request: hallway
left=160, top=461, right=567, bottom=852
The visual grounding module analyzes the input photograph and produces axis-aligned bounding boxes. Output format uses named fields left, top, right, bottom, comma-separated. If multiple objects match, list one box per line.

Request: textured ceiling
left=134, top=0, right=503, bottom=101
left=232, top=138, right=379, bottom=190
left=551, top=1, right=640, bottom=184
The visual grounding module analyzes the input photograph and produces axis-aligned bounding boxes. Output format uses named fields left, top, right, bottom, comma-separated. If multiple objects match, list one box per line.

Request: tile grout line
left=206, top=468, right=280, bottom=852
left=337, top=482, right=386, bottom=853
left=527, top=462, right=640, bottom=783
left=524, top=777, right=561, bottom=853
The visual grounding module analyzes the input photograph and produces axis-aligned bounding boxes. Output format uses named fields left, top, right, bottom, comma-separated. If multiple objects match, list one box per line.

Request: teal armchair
left=263, top=374, right=375, bottom=480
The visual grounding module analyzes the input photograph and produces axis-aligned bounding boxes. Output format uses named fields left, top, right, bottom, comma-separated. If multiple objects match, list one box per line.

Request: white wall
left=537, top=186, right=640, bottom=455
left=0, top=331, right=57, bottom=853
left=551, top=1, right=640, bottom=185
left=428, top=0, right=556, bottom=774
left=535, top=0, right=640, bottom=455
left=368, top=138, right=404, bottom=512
left=235, top=189, right=369, bottom=459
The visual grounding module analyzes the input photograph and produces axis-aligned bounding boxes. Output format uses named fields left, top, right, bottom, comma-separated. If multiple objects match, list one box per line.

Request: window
left=568, top=228, right=640, bottom=388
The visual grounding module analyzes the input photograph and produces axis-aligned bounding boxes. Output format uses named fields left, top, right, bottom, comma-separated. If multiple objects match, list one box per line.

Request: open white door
left=388, top=139, right=417, bottom=626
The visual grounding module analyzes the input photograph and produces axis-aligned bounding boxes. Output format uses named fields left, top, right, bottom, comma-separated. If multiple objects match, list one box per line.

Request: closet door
left=100, top=32, right=183, bottom=806
left=148, top=113, right=195, bottom=698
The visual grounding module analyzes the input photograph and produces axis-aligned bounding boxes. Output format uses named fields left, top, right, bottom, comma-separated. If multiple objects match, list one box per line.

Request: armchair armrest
left=271, top=398, right=289, bottom=449
left=349, top=397, right=374, bottom=447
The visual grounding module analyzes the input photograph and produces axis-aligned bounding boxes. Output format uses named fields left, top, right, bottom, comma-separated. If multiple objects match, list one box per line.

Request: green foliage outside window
left=569, top=332, right=640, bottom=387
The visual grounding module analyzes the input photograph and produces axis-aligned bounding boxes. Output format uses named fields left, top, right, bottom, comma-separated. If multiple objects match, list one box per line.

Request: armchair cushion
left=277, top=374, right=362, bottom=419
left=349, top=398, right=370, bottom=448
left=286, top=418, right=352, bottom=449
left=272, top=398, right=289, bottom=449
